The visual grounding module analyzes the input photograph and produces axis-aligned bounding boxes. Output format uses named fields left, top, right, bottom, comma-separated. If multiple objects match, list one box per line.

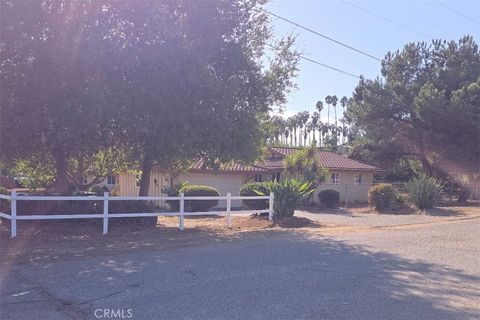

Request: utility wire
left=341, top=0, right=432, bottom=38
left=266, top=43, right=361, bottom=79
left=260, top=8, right=382, bottom=62
left=434, top=1, right=480, bottom=26
left=300, top=55, right=361, bottom=79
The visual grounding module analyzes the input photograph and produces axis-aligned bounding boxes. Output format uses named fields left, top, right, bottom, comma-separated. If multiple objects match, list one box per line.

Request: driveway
left=1, top=216, right=479, bottom=320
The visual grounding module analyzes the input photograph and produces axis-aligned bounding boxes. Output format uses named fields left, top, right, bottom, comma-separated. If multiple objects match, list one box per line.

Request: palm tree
left=310, top=111, right=319, bottom=145
left=304, top=121, right=311, bottom=146
left=293, top=115, right=300, bottom=146
left=287, top=117, right=295, bottom=146
left=340, top=96, right=348, bottom=117
left=332, top=95, right=338, bottom=128
left=278, top=117, right=286, bottom=145
left=321, top=122, right=329, bottom=146
left=270, top=116, right=282, bottom=144
left=299, top=111, right=309, bottom=147
left=325, top=95, right=332, bottom=127
left=340, top=96, right=348, bottom=145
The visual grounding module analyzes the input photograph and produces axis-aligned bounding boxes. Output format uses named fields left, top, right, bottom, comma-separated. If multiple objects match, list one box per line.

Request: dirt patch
left=276, top=216, right=321, bottom=228
left=157, top=215, right=274, bottom=231
left=0, top=214, right=323, bottom=266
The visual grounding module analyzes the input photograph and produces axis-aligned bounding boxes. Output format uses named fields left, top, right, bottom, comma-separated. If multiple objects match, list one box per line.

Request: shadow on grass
left=426, top=207, right=468, bottom=217
left=1, top=227, right=478, bottom=320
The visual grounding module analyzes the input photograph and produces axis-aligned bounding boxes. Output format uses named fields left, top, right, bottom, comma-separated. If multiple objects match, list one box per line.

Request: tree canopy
left=0, top=0, right=300, bottom=195
left=347, top=36, right=480, bottom=183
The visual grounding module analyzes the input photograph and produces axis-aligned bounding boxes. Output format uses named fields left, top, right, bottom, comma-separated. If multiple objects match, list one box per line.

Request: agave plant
left=258, top=179, right=315, bottom=219
left=407, top=174, right=445, bottom=210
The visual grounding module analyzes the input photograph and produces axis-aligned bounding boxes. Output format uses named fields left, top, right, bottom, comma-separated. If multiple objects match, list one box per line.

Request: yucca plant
left=258, top=179, right=314, bottom=219
left=407, top=174, right=444, bottom=210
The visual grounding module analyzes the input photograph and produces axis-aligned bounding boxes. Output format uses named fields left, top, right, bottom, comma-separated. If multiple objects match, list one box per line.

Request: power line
left=300, top=55, right=361, bottom=79
left=266, top=43, right=361, bottom=79
left=434, top=1, right=480, bottom=26
left=341, top=0, right=432, bottom=38
left=260, top=8, right=382, bottom=62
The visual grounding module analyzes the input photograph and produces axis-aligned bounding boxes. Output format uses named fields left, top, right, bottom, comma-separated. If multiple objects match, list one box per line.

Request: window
left=107, top=174, right=117, bottom=185
left=354, top=174, right=362, bottom=185
left=331, top=173, right=339, bottom=184
left=255, top=174, right=263, bottom=182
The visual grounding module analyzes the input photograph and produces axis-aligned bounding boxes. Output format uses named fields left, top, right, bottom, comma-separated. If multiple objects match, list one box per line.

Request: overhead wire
left=340, top=0, right=432, bottom=38
left=260, top=8, right=382, bottom=62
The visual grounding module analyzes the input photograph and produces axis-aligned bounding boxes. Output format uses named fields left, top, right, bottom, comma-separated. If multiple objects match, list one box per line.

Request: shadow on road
left=1, top=226, right=479, bottom=320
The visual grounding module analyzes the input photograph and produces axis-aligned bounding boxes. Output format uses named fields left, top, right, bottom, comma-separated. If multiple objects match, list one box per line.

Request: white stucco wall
left=314, top=170, right=374, bottom=204
left=176, top=172, right=249, bottom=208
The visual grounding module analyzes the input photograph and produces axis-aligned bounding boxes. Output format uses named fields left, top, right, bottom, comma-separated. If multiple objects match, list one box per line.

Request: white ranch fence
left=0, top=191, right=274, bottom=238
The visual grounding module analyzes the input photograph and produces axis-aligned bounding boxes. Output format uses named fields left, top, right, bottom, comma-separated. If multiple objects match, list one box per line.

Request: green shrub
left=368, top=184, right=404, bottom=211
left=240, top=182, right=270, bottom=210
left=318, top=189, right=340, bottom=208
left=407, top=174, right=444, bottom=210
left=259, top=179, right=314, bottom=219
left=162, top=181, right=189, bottom=211
left=179, top=185, right=220, bottom=212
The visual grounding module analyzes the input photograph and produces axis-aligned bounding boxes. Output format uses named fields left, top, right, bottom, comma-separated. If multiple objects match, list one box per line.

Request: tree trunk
left=54, top=151, right=69, bottom=195
left=77, top=154, right=86, bottom=191
left=417, top=136, right=433, bottom=175
left=139, top=155, right=152, bottom=196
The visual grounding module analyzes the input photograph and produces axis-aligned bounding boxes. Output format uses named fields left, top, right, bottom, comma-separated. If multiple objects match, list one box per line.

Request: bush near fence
left=179, top=185, right=220, bottom=212
left=240, top=182, right=270, bottom=210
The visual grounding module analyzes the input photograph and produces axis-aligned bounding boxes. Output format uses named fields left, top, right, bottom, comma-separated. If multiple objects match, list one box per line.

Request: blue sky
left=267, top=0, right=480, bottom=120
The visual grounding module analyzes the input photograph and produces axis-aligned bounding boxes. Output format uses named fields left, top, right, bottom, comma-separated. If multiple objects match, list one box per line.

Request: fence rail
left=0, top=191, right=274, bottom=238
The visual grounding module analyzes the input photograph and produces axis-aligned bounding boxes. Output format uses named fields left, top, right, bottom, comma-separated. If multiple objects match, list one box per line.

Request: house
left=258, top=147, right=381, bottom=203
left=105, top=147, right=381, bottom=204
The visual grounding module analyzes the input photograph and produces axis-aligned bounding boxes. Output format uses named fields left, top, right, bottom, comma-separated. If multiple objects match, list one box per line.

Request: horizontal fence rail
left=0, top=191, right=274, bottom=238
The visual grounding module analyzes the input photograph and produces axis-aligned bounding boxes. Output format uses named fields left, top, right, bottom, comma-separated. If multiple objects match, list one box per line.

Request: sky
left=266, top=0, right=480, bottom=120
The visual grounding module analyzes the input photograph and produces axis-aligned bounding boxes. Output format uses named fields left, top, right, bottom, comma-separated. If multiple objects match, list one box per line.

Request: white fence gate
left=0, top=191, right=274, bottom=238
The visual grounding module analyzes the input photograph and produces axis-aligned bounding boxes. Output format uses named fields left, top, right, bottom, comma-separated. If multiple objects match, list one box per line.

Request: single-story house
left=99, top=147, right=380, bottom=205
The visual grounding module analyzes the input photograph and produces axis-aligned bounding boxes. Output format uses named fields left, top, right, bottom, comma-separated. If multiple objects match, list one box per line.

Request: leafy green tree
left=0, top=1, right=125, bottom=194
left=10, top=157, right=55, bottom=190
left=348, top=36, right=480, bottom=188
left=1, top=1, right=300, bottom=196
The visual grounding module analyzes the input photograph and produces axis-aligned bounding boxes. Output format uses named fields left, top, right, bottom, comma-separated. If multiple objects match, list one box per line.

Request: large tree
left=347, top=36, right=480, bottom=184
left=0, top=1, right=125, bottom=193
left=106, top=1, right=299, bottom=195
left=0, top=1, right=300, bottom=196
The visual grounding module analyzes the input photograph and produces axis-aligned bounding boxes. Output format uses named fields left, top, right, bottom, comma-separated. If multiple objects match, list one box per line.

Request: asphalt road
left=1, top=217, right=479, bottom=320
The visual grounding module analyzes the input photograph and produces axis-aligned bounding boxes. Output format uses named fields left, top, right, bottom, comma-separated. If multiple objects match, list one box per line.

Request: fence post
left=344, top=184, right=348, bottom=209
left=226, top=192, right=232, bottom=227
left=103, top=192, right=109, bottom=235
left=11, top=190, right=17, bottom=238
left=179, top=192, right=184, bottom=230
left=268, top=192, right=274, bottom=221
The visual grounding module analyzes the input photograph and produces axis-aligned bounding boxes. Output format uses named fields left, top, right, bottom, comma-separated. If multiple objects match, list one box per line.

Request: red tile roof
left=266, top=147, right=381, bottom=172
left=189, top=159, right=268, bottom=174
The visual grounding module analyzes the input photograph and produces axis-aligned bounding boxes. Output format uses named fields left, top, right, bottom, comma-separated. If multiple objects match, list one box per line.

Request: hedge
left=240, top=182, right=270, bottom=210
left=179, top=185, right=220, bottom=212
